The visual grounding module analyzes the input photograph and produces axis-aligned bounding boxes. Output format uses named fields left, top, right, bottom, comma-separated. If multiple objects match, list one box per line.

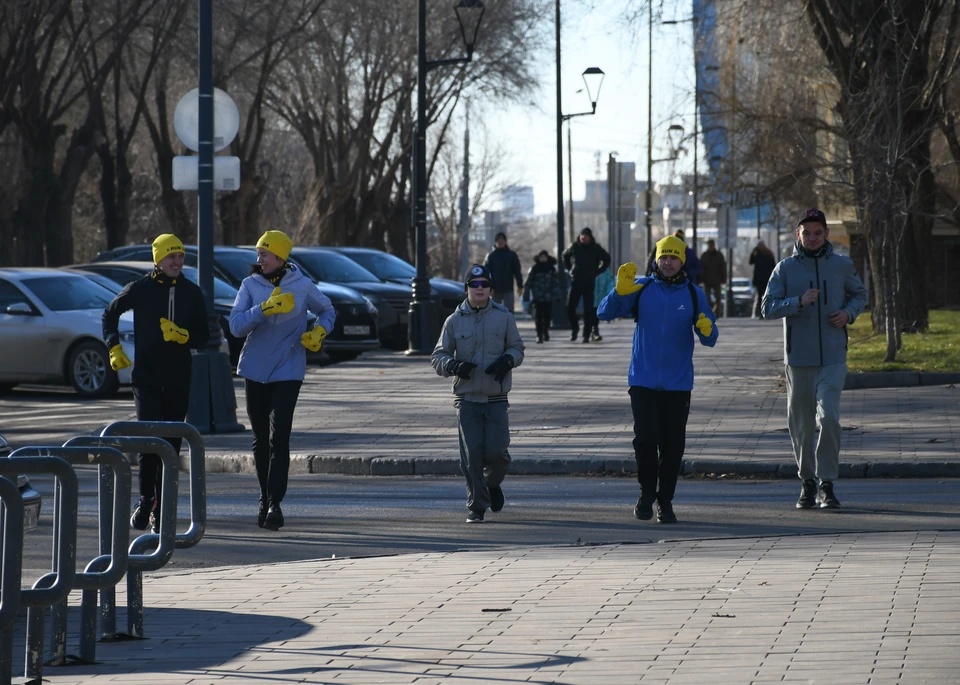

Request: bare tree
left=268, top=0, right=546, bottom=264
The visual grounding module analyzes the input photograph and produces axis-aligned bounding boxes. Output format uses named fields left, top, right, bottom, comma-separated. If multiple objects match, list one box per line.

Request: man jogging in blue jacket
left=762, top=208, right=868, bottom=510
left=598, top=235, right=718, bottom=524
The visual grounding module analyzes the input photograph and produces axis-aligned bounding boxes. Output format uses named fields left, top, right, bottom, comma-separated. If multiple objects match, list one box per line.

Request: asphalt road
left=19, top=471, right=960, bottom=580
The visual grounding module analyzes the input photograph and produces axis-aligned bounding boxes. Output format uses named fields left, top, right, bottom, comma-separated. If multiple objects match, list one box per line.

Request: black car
left=68, top=262, right=247, bottom=365
left=286, top=247, right=415, bottom=349
left=328, top=246, right=465, bottom=324
left=0, top=433, right=42, bottom=532
left=93, top=245, right=380, bottom=361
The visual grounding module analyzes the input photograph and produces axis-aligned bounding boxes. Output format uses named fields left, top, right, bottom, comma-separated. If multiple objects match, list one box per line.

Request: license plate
left=343, top=325, right=370, bottom=336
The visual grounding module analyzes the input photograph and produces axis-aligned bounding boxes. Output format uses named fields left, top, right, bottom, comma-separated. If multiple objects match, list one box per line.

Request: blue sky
left=479, top=2, right=698, bottom=215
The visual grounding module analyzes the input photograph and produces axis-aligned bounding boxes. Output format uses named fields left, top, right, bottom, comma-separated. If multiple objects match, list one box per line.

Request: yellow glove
left=615, top=263, right=644, bottom=296
left=108, top=344, right=131, bottom=371
left=159, top=317, right=189, bottom=344
left=301, top=325, right=327, bottom=352
left=695, top=312, right=713, bottom=337
left=261, top=287, right=295, bottom=316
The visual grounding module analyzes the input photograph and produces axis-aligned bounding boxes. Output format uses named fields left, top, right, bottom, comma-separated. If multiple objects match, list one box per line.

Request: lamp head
left=455, top=0, right=486, bottom=57
left=581, top=67, right=605, bottom=109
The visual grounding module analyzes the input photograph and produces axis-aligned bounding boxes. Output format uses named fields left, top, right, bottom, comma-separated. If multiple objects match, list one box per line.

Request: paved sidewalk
left=200, top=318, right=960, bottom=478
left=39, top=529, right=960, bottom=684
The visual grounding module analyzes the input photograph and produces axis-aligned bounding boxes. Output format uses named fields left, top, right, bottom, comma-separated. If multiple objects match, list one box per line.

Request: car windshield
left=343, top=251, right=415, bottom=280
left=179, top=266, right=238, bottom=301
left=80, top=272, right=123, bottom=294
left=214, top=250, right=258, bottom=284
left=22, top=275, right=115, bottom=311
left=292, top=250, right=380, bottom=283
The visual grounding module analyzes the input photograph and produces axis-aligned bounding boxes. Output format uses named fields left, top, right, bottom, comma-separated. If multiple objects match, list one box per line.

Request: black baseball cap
left=798, top=208, right=827, bottom=227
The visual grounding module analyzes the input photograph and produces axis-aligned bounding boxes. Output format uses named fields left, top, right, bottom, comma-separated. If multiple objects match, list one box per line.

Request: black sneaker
left=466, top=509, right=485, bottom=523
left=796, top=479, right=817, bottom=509
left=657, top=501, right=678, bottom=523
left=581, top=337, right=590, bottom=343
left=634, top=498, right=654, bottom=521
left=489, top=485, right=504, bottom=513
left=536, top=336, right=543, bottom=343
left=543, top=332, right=550, bottom=341
left=264, top=504, right=284, bottom=531
left=591, top=333, right=603, bottom=342
left=130, top=496, right=152, bottom=531
left=570, top=332, right=578, bottom=342
left=257, top=498, right=267, bottom=528
left=817, top=481, right=840, bottom=509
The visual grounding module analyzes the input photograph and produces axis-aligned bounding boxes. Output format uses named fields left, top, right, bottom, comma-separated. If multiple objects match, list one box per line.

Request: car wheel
left=67, top=340, right=119, bottom=399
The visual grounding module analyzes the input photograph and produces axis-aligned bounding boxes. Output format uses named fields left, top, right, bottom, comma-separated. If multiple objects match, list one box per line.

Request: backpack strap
left=632, top=279, right=700, bottom=324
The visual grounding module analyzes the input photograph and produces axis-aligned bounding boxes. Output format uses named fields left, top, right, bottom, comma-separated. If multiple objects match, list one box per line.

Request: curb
left=844, top=371, right=960, bottom=390
left=192, top=454, right=960, bottom=479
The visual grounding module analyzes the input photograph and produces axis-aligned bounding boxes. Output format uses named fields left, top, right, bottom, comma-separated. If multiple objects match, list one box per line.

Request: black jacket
left=483, top=246, right=523, bottom=293
left=562, top=239, right=610, bottom=283
left=749, top=249, right=776, bottom=289
left=522, top=256, right=561, bottom=302
left=103, top=271, right=210, bottom=389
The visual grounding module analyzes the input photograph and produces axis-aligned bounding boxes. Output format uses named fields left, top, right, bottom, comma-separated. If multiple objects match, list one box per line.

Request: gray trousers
left=785, top=363, right=847, bottom=482
left=456, top=400, right=511, bottom=512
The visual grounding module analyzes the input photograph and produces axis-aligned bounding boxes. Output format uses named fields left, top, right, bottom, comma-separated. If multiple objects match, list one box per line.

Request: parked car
left=93, top=245, right=380, bottom=361
left=722, top=277, right=757, bottom=317
left=328, top=246, right=465, bottom=324
left=286, top=247, right=414, bottom=349
left=0, top=433, right=42, bottom=532
left=69, top=262, right=245, bottom=364
left=0, top=268, right=134, bottom=398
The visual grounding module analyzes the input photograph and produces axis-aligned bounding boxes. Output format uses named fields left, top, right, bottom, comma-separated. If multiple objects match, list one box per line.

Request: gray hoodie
left=431, top=298, right=525, bottom=402
left=761, top=241, right=868, bottom=367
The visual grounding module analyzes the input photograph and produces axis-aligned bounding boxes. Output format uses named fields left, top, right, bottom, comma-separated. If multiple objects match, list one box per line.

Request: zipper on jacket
left=814, top=260, right=823, bottom=365
left=168, top=286, right=175, bottom=321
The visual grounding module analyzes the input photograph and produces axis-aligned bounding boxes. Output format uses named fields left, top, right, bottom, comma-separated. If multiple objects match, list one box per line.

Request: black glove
left=484, top=355, right=514, bottom=384
left=453, top=361, right=477, bottom=379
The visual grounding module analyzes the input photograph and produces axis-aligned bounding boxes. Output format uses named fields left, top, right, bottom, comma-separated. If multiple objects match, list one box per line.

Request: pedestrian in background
left=230, top=230, right=336, bottom=531
left=761, top=209, right=867, bottom=510
left=749, top=240, right=776, bottom=319
left=483, top=232, right=523, bottom=313
left=562, top=227, right=610, bottom=343
left=598, top=235, right=718, bottom=524
left=522, top=250, right=561, bottom=343
left=699, top=239, right=727, bottom=317
left=432, top=264, right=525, bottom=523
left=589, top=265, right=615, bottom=341
left=103, top=234, right=209, bottom=534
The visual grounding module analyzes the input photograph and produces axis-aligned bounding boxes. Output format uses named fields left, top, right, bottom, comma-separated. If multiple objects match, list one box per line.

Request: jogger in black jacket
left=102, top=234, right=209, bottom=533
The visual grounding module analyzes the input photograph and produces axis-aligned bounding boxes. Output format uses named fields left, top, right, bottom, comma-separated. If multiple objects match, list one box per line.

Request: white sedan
left=0, top=268, right=134, bottom=398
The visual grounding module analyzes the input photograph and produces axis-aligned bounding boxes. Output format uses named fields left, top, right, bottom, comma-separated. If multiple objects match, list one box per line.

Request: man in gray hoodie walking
left=432, top=264, right=525, bottom=523
left=762, top=209, right=868, bottom=510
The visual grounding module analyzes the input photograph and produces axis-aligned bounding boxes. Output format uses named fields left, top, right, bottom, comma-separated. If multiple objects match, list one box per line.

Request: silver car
left=0, top=268, right=134, bottom=398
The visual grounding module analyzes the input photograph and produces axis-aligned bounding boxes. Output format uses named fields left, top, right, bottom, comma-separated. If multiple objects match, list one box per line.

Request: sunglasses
left=467, top=280, right=490, bottom=289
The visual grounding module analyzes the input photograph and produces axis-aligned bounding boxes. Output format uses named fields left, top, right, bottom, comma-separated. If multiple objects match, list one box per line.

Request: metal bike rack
left=64, top=435, right=180, bottom=641
left=0, top=455, right=77, bottom=685
left=27, top=445, right=131, bottom=666
left=0, top=476, right=24, bottom=685
left=100, top=421, right=206, bottom=549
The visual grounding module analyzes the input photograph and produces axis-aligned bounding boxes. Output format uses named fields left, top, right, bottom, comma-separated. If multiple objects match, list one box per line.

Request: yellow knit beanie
left=152, top=234, right=185, bottom=265
left=655, top=235, right=687, bottom=265
left=255, top=230, right=293, bottom=261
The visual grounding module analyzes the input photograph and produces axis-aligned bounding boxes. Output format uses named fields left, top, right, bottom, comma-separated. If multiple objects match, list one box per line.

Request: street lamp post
left=408, top=0, right=485, bottom=355
left=555, top=1, right=604, bottom=329
left=662, top=12, right=701, bottom=252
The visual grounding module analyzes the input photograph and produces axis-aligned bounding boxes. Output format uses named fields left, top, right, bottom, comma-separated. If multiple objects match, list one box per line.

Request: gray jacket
left=761, top=241, right=868, bottom=367
left=431, top=298, right=525, bottom=402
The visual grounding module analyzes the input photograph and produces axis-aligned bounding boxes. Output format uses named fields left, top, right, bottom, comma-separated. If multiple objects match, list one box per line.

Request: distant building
left=501, top=185, right=534, bottom=220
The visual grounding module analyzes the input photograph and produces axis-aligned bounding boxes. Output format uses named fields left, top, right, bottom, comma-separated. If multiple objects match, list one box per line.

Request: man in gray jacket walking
left=432, top=264, right=525, bottom=523
left=762, top=208, right=868, bottom=510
